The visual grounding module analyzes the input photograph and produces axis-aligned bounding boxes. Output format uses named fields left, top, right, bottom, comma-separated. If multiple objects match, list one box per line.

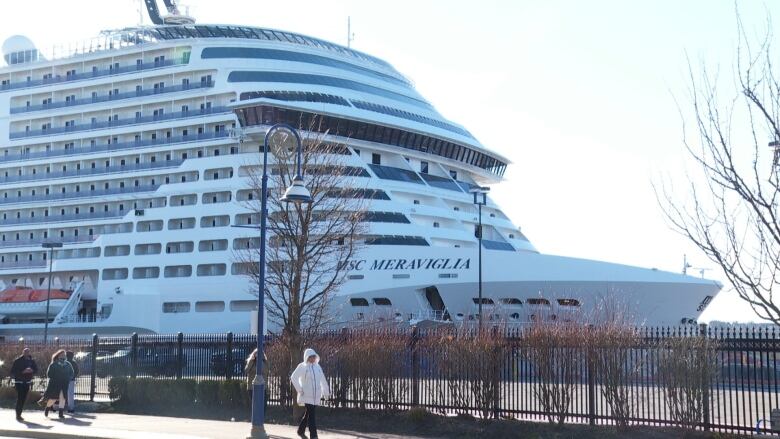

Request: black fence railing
left=1, top=324, right=779, bottom=435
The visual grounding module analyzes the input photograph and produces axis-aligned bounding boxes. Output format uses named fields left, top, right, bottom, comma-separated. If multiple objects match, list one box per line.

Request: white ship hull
left=0, top=21, right=721, bottom=336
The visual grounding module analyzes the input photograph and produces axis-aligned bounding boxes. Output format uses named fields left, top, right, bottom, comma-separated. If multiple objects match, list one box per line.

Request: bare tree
left=658, top=13, right=780, bottom=324
left=234, top=116, right=367, bottom=342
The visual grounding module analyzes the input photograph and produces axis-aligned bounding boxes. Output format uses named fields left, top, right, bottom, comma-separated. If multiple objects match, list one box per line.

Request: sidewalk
left=0, top=409, right=428, bottom=439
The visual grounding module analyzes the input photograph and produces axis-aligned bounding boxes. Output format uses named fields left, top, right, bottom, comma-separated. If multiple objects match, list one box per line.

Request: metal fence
left=1, top=324, right=779, bottom=434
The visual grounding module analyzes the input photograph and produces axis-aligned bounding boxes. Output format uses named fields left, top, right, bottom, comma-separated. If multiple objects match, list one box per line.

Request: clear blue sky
left=2, top=0, right=777, bottom=322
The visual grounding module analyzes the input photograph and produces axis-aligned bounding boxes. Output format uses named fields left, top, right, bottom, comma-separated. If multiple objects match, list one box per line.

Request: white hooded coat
left=290, top=348, right=330, bottom=406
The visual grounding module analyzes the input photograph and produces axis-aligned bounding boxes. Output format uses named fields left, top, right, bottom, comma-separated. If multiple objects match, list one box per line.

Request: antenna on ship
left=682, top=254, right=692, bottom=275
left=347, top=16, right=355, bottom=48
left=142, top=0, right=195, bottom=25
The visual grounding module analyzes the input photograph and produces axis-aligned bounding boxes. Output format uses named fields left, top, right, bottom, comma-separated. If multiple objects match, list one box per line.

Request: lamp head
left=280, top=175, right=313, bottom=205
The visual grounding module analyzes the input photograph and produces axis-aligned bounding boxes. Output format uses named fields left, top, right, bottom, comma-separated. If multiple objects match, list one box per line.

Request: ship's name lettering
left=344, top=258, right=470, bottom=271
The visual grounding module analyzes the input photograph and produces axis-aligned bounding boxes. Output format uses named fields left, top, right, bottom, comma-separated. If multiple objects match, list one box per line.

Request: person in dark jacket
left=10, top=347, right=38, bottom=421
left=43, top=349, right=74, bottom=419
left=65, top=351, right=79, bottom=413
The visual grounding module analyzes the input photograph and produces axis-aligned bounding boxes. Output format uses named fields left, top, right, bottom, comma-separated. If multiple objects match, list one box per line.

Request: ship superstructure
left=0, top=7, right=721, bottom=334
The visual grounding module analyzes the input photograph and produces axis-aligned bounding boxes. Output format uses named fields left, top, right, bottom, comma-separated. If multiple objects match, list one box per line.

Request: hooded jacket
left=290, top=348, right=330, bottom=406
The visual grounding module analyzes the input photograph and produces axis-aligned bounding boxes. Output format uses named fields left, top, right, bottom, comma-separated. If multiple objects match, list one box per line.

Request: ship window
left=162, top=302, right=190, bottom=313
left=195, top=301, right=225, bottom=312
left=557, top=299, right=581, bottom=307
left=373, top=298, right=392, bottom=306
left=230, top=300, right=257, bottom=312
left=500, top=298, right=523, bottom=305
left=472, top=298, right=495, bottom=305
left=350, top=298, right=369, bottom=307
left=420, top=161, right=428, bottom=174
left=527, top=298, right=551, bottom=306
left=371, top=153, right=381, bottom=165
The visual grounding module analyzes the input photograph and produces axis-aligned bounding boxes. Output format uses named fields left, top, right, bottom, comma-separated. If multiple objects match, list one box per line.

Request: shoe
left=44, top=407, right=49, bottom=417
left=16, top=415, right=23, bottom=422
left=297, top=432, right=308, bottom=439
left=67, top=410, right=74, bottom=414
left=58, top=410, right=64, bottom=419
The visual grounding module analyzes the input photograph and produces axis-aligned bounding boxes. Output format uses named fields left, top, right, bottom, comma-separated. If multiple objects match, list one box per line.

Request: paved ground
left=0, top=409, right=428, bottom=439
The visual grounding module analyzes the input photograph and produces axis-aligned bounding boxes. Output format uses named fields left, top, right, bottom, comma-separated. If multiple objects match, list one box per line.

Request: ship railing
left=54, top=281, right=85, bottom=324
left=0, top=185, right=159, bottom=206
left=1, top=58, right=186, bottom=92
left=10, top=81, right=215, bottom=114
left=0, top=260, right=48, bottom=270
left=9, top=106, right=230, bottom=139
left=53, top=312, right=110, bottom=324
left=0, top=131, right=230, bottom=163
left=0, top=234, right=98, bottom=249
left=0, top=159, right=183, bottom=184
left=0, top=210, right=124, bottom=227
left=410, top=309, right=450, bottom=323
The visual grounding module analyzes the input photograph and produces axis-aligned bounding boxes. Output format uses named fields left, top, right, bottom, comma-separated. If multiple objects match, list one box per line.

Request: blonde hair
left=51, top=349, right=66, bottom=363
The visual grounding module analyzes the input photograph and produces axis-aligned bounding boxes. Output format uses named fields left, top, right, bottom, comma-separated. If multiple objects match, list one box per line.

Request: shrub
left=217, top=379, right=248, bottom=409
left=196, top=380, right=221, bottom=407
left=422, top=328, right=503, bottom=419
left=657, top=336, right=718, bottom=429
left=588, top=324, right=644, bottom=428
left=524, top=323, right=585, bottom=425
left=108, top=376, right=128, bottom=400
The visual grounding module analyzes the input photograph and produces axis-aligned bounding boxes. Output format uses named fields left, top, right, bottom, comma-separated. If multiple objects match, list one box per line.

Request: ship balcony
left=0, top=184, right=159, bottom=207
left=0, top=58, right=186, bottom=92
left=10, top=81, right=215, bottom=114
left=0, top=234, right=97, bottom=250
left=0, top=210, right=123, bottom=227
left=0, top=260, right=47, bottom=270
left=0, top=131, right=230, bottom=164
left=9, top=106, right=230, bottom=139
left=0, top=159, right=183, bottom=185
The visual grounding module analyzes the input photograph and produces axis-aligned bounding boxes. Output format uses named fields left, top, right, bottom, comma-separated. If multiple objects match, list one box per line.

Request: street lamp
left=470, top=186, right=489, bottom=333
left=246, top=123, right=312, bottom=439
left=41, top=241, right=63, bottom=343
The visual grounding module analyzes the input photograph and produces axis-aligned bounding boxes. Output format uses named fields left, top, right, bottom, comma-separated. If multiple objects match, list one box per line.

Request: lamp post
left=245, top=123, right=312, bottom=439
left=41, top=241, right=63, bottom=343
left=470, top=186, right=489, bottom=333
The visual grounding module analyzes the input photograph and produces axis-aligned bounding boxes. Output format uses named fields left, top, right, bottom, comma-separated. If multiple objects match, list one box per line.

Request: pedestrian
left=65, top=351, right=79, bottom=413
left=245, top=348, right=269, bottom=410
left=290, top=348, right=330, bottom=439
left=244, top=348, right=269, bottom=389
left=9, top=347, right=38, bottom=421
left=43, top=349, right=74, bottom=419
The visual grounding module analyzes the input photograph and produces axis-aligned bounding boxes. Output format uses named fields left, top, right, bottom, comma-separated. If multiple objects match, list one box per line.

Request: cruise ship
left=0, top=2, right=721, bottom=335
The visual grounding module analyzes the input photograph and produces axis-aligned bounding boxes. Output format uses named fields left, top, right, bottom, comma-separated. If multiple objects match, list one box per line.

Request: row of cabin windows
left=349, top=297, right=392, bottom=307
left=162, top=298, right=252, bottom=314
left=471, top=298, right=581, bottom=307
left=18, top=101, right=215, bottom=133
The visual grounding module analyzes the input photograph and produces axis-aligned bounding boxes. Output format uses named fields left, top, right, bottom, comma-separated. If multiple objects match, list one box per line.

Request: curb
left=0, top=428, right=107, bottom=439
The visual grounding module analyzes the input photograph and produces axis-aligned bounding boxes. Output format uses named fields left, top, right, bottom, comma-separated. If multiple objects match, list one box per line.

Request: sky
left=1, top=0, right=777, bottom=323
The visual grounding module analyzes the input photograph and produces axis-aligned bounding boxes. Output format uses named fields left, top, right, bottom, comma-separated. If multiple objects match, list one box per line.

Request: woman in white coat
left=290, top=348, right=330, bottom=439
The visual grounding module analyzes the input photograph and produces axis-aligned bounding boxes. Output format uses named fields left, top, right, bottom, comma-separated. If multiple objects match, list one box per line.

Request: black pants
left=298, top=403, right=317, bottom=438
left=14, top=382, right=30, bottom=417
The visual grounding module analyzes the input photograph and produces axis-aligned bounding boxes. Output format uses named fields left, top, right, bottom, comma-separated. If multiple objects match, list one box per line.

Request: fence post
left=226, top=332, right=234, bottom=380
left=130, top=332, right=138, bottom=379
left=492, top=326, right=500, bottom=420
left=89, top=333, right=98, bottom=402
left=411, top=325, right=420, bottom=407
left=339, top=328, right=349, bottom=407
left=176, top=332, right=184, bottom=380
left=587, top=325, right=596, bottom=426
left=699, top=323, right=710, bottom=431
